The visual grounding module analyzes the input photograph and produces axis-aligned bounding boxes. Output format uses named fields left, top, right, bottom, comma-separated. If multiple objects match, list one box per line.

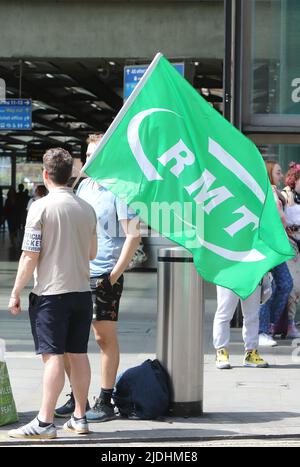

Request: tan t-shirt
left=22, top=187, right=97, bottom=295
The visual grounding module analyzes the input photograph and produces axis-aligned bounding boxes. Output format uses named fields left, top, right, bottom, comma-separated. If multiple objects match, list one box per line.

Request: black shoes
left=85, top=397, right=115, bottom=422
left=54, top=393, right=90, bottom=418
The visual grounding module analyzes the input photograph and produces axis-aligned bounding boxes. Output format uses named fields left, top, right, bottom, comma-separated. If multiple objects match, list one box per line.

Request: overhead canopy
left=0, top=58, right=222, bottom=157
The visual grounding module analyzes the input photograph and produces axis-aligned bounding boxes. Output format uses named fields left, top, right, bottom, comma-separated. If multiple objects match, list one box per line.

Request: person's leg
left=287, top=257, right=300, bottom=325
left=93, top=274, right=123, bottom=389
left=286, top=291, right=300, bottom=338
left=259, top=286, right=275, bottom=335
left=213, top=286, right=239, bottom=350
left=64, top=353, right=71, bottom=379
left=61, top=291, right=93, bottom=434
left=241, top=286, right=260, bottom=351
left=67, top=353, right=91, bottom=419
left=55, top=290, right=94, bottom=419
left=29, top=294, right=69, bottom=423
left=86, top=274, right=123, bottom=421
left=241, top=287, right=269, bottom=367
left=93, top=320, right=119, bottom=390
left=54, top=353, right=88, bottom=418
left=7, top=220, right=16, bottom=247
left=8, top=353, right=60, bottom=439
left=9, top=294, right=68, bottom=438
left=270, top=262, right=293, bottom=326
left=38, top=354, right=65, bottom=423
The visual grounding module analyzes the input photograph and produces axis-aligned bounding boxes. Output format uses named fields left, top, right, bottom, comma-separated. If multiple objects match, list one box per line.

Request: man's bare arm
left=110, top=218, right=141, bottom=285
left=9, top=251, right=39, bottom=315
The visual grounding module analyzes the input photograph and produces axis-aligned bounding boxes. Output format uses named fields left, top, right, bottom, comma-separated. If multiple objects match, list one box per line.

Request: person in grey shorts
left=8, top=148, right=97, bottom=439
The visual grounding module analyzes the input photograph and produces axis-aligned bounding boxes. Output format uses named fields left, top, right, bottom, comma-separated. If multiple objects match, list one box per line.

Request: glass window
left=249, top=135, right=300, bottom=174
left=16, top=157, right=43, bottom=195
left=258, top=143, right=300, bottom=174
left=245, top=0, right=300, bottom=125
left=0, top=156, right=12, bottom=186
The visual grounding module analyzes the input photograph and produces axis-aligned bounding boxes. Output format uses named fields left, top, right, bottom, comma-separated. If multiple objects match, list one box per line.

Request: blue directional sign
left=124, top=63, right=184, bottom=100
left=0, top=99, right=32, bottom=130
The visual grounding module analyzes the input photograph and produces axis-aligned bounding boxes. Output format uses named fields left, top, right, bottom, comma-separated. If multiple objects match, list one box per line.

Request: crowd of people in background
left=0, top=183, right=48, bottom=247
left=214, top=160, right=300, bottom=370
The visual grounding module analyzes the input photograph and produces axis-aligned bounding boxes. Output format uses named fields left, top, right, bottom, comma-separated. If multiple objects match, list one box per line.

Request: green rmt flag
left=83, top=53, right=294, bottom=299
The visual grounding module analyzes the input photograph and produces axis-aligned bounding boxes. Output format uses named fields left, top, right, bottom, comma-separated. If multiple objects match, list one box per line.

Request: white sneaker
left=63, top=415, right=89, bottom=434
left=258, top=333, right=277, bottom=347
left=8, top=417, right=57, bottom=439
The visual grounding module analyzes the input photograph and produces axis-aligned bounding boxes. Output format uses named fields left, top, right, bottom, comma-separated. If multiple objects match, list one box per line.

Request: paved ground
left=1, top=237, right=300, bottom=447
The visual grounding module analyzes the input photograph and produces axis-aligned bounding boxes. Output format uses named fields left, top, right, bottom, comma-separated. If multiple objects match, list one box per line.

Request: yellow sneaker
left=243, top=350, right=269, bottom=368
left=216, top=348, right=231, bottom=369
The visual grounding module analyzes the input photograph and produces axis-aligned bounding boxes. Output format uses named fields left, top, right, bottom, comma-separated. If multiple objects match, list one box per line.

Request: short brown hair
left=43, top=148, right=73, bottom=185
left=86, top=133, right=103, bottom=144
left=35, top=185, right=48, bottom=197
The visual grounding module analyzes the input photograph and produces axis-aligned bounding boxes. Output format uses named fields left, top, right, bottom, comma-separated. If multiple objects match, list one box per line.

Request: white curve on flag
left=127, top=108, right=181, bottom=181
left=208, top=138, right=266, bottom=204
left=174, top=212, right=266, bottom=263
left=196, top=235, right=266, bottom=262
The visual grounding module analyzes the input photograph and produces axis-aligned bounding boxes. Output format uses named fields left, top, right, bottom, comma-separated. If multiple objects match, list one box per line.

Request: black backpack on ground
left=112, top=359, right=172, bottom=420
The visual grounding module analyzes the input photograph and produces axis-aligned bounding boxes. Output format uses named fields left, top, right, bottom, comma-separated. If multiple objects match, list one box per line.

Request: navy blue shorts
left=28, top=291, right=93, bottom=355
